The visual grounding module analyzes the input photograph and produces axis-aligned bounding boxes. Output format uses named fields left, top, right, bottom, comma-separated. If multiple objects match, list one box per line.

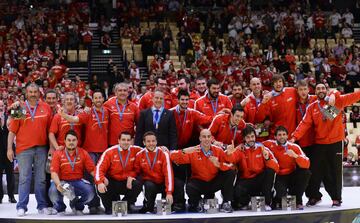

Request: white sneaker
left=47, top=207, right=58, bottom=215
left=38, top=208, right=52, bottom=215
left=57, top=211, right=66, bottom=216
left=265, top=205, right=272, bottom=211
left=17, top=209, right=26, bottom=217
left=72, top=208, right=84, bottom=215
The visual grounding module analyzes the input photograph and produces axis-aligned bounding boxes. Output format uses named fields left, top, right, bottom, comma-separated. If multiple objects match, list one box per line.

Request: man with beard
left=49, top=92, right=83, bottom=150
left=194, top=79, right=232, bottom=117
left=263, top=126, right=310, bottom=210
left=7, top=83, right=53, bottom=216
left=171, top=129, right=236, bottom=213
left=58, top=90, right=109, bottom=214
left=229, top=83, right=244, bottom=107
left=169, top=89, right=212, bottom=212
left=171, top=76, right=197, bottom=109
left=291, top=83, right=360, bottom=207
left=209, top=106, right=247, bottom=147
left=95, top=132, right=143, bottom=214
left=226, top=124, right=279, bottom=211
left=49, top=130, right=95, bottom=215
left=104, top=83, right=139, bottom=146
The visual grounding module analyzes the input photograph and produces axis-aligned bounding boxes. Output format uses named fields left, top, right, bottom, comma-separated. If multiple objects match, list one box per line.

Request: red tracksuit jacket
left=209, top=113, right=246, bottom=146
left=293, top=90, right=360, bottom=145
left=263, top=140, right=310, bottom=175
left=170, top=106, right=212, bottom=148
left=256, top=87, right=297, bottom=137
left=95, top=145, right=142, bottom=184
left=226, top=143, right=279, bottom=179
left=134, top=147, right=174, bottom=195
left=194, top=93, right=233, bottom=117
left=171, top=145, right=232, bottom=182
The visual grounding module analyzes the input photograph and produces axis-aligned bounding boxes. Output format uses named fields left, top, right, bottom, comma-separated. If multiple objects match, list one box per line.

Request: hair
left=242, top=124, right=256, bottom=138
left=296, top=79, right=308, bottom=88
left=93, top=89, right=104, bottom=97
left=65, top=130, right=78, bottom=139
left=63, top=92, right=78, bottom=104
left=271, top=74, right=285, bottom=86
left=206, top=78, right=219, bottom=88
left=178, top=75, right=190, bottom=84
left=195, top=76, right=206, bottom=83
left=231, top=106, right=244, bottom=115
left=45, top=89, right=57, bottom=98
left=119, top=131, right=132, bottom=139
left=274, top=126, right=288, bottom=135
left=143, top=131, right=156, bottom=141
left=114, top=82, right=129, bottom=91
left=177, top=89, right=190, bottom=99
left=25, top=82, right=39, bottom=91
left=232, top=82, right=243, bottom=89
left=155, top=76, right=166, bottom=84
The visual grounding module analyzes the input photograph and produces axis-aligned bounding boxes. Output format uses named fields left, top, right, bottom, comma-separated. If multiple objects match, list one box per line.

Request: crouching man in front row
left=226, top=124, right=279, bottom=211
left=171, top=129, right=236, bottom=213
left=49, top=130, right=95, bottom=215
left=263, top=126, right=311, bottom=210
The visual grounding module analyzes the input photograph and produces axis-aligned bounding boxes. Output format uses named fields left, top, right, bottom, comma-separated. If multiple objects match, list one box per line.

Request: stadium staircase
left=353, top=23, right=360, bottom=44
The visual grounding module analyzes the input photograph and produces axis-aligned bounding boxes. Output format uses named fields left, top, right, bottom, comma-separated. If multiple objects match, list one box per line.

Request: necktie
left=155, top=109, right=159, bottom=121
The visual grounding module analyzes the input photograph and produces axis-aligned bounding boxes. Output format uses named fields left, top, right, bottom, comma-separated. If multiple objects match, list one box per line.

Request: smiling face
left=152, top=91, right=164, bottom=109
left=144, top=134, right=157, bottom=151
left=275, top=130, right=288, bottom=145
left=315, top=84, right=327, bottom=100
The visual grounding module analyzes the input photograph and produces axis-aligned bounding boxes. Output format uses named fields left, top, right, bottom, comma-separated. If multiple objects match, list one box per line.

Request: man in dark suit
left=135, top=90, right=177, bottom=150
left=0, top=100, right=16, bottom=204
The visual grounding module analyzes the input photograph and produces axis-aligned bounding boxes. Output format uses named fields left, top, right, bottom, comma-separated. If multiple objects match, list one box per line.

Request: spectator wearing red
left=263, top=126, right=310, bottom=209
left=104, top=83, right=139, bottom=146
left=81, top=25, right=93, bottom=47
left=95, top=132, right=143, bottom=214
left=49, top=92, right=83, bottom=150
left=291, top=84, right=360, bottom=207
left=135, top=132, right=174, bottom=214
left=194, top=79, right=232, bottom=117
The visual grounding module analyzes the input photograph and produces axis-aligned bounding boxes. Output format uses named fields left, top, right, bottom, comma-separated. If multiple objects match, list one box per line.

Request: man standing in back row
left=291, top=84, right=360, bottom=207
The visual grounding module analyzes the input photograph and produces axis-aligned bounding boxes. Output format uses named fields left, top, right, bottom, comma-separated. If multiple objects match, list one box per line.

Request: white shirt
left=329, top=13, right=342, bottom=26
left=343, top=12, right=354, bottom=25
left=342, top=27, right=353, bottom=38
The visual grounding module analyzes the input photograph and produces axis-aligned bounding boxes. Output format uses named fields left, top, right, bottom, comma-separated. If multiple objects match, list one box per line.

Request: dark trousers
left=172, top=163, right=190, bottom=206
left=186, top=170, right=235, bottom=207
left=0, top=160, right=15, bottom=199
left=306, top=142, right=343, bottom=201
left=234, top=168, right=275, bottom=206
left=142, top=181, right=166, bottom=210
left=98, top=178, right=142, bottom=212
left=45, top=173, right=53, bottom=207
left=274, top=168, right=311, bottom=205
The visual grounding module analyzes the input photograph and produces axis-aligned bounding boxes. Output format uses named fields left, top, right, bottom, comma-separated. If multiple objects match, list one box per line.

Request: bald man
left=171, top=129, right=235, bottom=213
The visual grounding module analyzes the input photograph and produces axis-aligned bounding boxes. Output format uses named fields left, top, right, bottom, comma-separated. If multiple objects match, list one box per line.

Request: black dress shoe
left=9, top=197, right=17, bottom=203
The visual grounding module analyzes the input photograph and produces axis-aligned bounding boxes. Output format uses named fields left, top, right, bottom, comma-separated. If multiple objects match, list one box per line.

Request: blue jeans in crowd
left=16, top=146, right=48, bottom=211
left=49, top=179, right=95, bottom=212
